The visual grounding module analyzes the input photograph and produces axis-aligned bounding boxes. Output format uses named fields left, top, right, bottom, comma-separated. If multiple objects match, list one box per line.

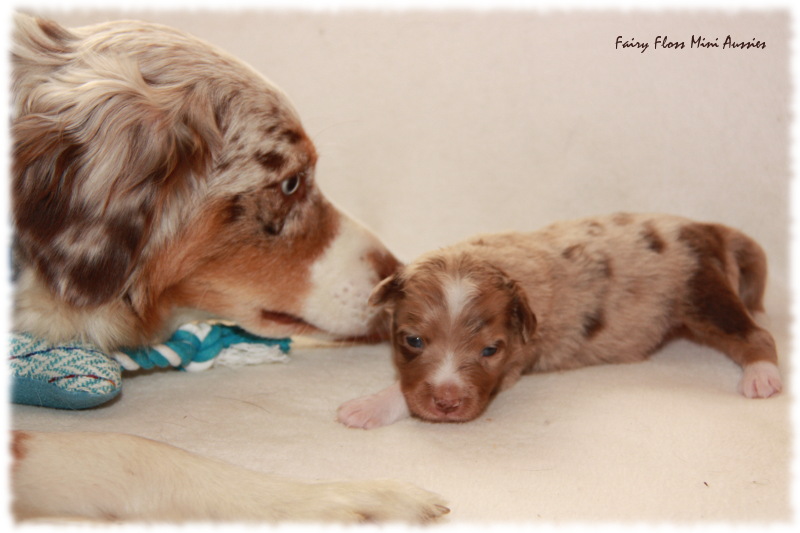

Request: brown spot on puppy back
left=562, top=244, right=583, bottom=260
left=581, top=308, right=605, bottom=338
left=585, top=221, right=604, bottom=236
left=640, top=221, right=666, bottom=253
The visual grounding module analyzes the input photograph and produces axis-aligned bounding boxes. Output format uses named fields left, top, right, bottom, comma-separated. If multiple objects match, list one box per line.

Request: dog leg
left=686, top=320, right=781, bottom=398
left=11, top=431, right=446, bottom=522
left=683, top=304, right=781, bottom=398
left=678, top=224, right=781, bottom=398
left=337, top=381, right=410, bottom=429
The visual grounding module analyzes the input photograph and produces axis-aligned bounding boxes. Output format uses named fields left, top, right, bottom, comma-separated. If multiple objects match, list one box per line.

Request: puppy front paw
left=337, top=396, right=381, bottom=429
left=337, top=382, right=409, bottom=429
left=739, top=361, right=782, bottom=398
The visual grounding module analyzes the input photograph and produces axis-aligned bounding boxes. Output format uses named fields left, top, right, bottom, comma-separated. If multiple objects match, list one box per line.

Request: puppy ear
left=507, top=281, right=537, bottom=343
left=369, top=272, right=405, bottom=308
left=13, top=49, right=220, bottom=308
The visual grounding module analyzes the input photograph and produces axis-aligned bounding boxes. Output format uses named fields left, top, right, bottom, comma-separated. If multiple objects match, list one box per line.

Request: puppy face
left=371, top=253, right=536, bottom=422
left=11, top=16, right=398, bottom=348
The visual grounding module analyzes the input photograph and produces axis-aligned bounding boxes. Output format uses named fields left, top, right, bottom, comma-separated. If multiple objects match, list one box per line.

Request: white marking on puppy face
left=430, top=351, right=466, bottom=388
left=443, top=275, right=478, bottom=323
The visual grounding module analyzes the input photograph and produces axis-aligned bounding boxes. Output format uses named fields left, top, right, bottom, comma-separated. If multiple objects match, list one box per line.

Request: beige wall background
left=36, top=8, right=791, bottom=313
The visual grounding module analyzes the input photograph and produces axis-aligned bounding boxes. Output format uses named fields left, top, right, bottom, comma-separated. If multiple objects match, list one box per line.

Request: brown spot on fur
left=281, top=129, right=303, bottom=144
left=562, top=244, right=583, bottom=260
left=11, top=431, right=31, bottom=462
left=215, top=157, right=233, bottom=172
left=257, top=212, right=284, bottom=236
left=223, top=194, right=246, bottom=223
left=640, top=222, right=666, bottom=253
left=585, top=221, right=604, bottom=236
left=581, top=308, right=605, bottom=338
left=33, top=18, right=75, bottom=54
left=65, top=218, right=144, bottom=306
left=598, top=256, right=613, bottom=278
left=255, top=150, right=286, bottom=172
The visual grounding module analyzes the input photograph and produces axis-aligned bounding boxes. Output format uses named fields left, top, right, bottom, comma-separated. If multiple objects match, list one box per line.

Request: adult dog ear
left=507, top=281, right=537, bottom=343
left=12, top=36, right=220, bottom=309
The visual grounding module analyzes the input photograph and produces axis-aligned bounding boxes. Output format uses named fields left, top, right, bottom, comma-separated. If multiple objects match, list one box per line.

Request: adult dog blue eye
left=405, top=336, right=424, bottom=349
left=281, top=174, right=301, bottom=196
left=481, top=345, right=498, bottom=357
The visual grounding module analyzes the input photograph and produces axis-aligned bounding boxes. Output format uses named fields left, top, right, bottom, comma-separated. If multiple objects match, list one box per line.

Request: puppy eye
left=481, top=345, right=498, bottom=357
left=405, top=336, right=424, bottom=349
left=281, top=174, right=301, bottom=196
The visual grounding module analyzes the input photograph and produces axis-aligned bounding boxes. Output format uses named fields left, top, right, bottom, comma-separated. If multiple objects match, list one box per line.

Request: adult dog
left=11, top=13, right=447, bottom=522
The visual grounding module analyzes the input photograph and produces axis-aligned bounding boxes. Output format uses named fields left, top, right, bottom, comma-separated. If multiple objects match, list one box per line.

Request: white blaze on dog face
left=301, top=213, right=400, bottom=338
left=429, top=350, right=467, bottom=389
left=382, top=253, right=534, bottom=423
left=443, top=275, right=479, bottom=324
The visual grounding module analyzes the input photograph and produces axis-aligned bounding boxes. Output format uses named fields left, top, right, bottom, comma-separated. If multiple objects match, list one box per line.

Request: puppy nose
left=432, top=385, right=464, bottom=415
left=433, top=396, right=462, bottom=414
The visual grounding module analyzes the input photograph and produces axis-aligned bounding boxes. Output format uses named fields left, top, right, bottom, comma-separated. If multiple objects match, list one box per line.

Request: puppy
left=11, top=14, right=447, bottom=522
left=338, top=213, right=782, bottom=428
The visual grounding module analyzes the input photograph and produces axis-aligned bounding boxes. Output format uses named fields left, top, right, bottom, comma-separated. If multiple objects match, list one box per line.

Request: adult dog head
left=11, top=14, right=400, bottom=350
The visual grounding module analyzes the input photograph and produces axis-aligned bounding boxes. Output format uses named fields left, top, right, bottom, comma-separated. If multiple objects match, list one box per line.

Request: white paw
left=337, top=382, right=409, bottom=429
left=739, top=361, right=782, bottom=398
left=337, top=396, right=385, bottom=429
left=310, top=480, right=449, bottom=523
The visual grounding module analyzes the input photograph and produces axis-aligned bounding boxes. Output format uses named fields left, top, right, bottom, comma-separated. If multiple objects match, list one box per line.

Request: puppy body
left=338, top=213, right=781, bottom=428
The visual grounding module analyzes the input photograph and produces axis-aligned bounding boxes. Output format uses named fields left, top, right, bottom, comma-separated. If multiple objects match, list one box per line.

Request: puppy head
left=371, top=251, right=536, bottom=423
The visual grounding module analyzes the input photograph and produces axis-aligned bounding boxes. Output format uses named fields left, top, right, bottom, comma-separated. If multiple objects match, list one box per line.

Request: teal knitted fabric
left=9, top=323, right=291, bottom=410
left=9, top=332, right=122, bottom=410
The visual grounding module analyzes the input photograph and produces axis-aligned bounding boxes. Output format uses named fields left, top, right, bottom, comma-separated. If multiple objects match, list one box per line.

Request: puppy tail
left=727, top=229, right=769, bottom=314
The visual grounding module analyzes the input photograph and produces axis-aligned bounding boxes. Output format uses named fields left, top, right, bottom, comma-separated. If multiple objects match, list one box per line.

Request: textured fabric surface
left=10, top=339, right=791, bottom=522
left=9, top=332, right=122, bottom=409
